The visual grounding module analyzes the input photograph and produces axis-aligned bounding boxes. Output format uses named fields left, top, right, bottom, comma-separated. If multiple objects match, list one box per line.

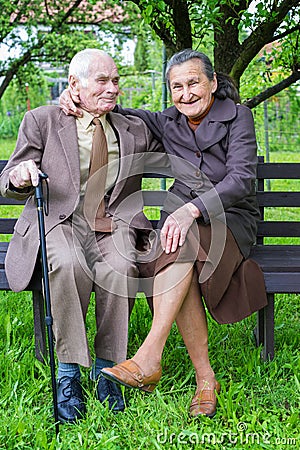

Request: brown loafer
left=189, top=380, right=220, bottom=418
left=101, top=359, right=162, bottom=393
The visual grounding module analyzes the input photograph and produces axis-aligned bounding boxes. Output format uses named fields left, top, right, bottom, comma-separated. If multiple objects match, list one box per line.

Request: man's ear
left=68, top=75, right=81, bottom=103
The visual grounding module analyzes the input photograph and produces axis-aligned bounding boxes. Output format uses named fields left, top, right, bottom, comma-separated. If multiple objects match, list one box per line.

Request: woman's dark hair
left=165, top=49, right=240, bottom=103
left=215, top=72, right=240, bottom=103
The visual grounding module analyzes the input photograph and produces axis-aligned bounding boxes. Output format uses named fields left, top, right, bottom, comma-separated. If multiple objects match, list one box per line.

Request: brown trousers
left=46, top=206, right=139, bottom=367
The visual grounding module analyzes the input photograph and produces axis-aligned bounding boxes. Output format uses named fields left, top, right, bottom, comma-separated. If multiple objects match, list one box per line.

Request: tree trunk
left=171, top=0, right=192, bottom=53
left=214, top=3, right=242, bottom=81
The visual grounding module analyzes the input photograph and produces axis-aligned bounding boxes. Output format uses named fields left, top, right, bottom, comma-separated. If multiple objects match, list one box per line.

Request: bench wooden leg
left=32, top=290, right=47, bottom=364
left=263, top=293, right=275, bottom=361
left=256, top=293, right=274, bottom=361
left=262, top=294, right=274, bottom=361
left=255, top=307, right=264, bottom=347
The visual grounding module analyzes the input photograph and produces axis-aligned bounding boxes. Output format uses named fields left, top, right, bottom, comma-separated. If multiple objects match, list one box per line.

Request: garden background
left=0, top=1, right=299, bottom=448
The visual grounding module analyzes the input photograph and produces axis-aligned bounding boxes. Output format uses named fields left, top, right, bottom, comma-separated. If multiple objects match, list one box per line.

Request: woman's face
left=169, top=59, right=217, bottom=119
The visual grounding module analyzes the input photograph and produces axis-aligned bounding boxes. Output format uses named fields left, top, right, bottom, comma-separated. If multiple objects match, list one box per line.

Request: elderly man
left=0, top=48, right=161, bottom=423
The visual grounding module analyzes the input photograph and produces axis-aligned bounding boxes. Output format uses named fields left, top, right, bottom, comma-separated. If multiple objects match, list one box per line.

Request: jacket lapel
left=195, top=98, right=237, bottom=151
left=107, top=113, right=136, bottom=204
left=163, top=98, right=237, bottom=152
left=57, top=111, right=81, bottom=192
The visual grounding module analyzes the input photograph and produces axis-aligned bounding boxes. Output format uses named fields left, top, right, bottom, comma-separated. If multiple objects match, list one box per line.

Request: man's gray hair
left=68, top=48, right=108, bottom=87
left=165, top=49, right=214, bottom=91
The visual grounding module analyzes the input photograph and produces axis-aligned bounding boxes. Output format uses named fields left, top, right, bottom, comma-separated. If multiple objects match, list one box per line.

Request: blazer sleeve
left=0, top=111, right=43, bottom=200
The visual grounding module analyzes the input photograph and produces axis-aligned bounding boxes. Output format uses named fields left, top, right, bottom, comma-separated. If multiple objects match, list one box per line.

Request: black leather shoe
left=57, top=376, right=86, bottom=423
left=97, top=374, right=125, bottom=412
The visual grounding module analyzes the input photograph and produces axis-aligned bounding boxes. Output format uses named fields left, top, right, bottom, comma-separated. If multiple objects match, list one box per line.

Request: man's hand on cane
left=9, top=160, right=42, bottom=189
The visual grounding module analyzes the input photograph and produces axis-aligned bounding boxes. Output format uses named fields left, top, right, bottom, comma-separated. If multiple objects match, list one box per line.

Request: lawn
left=0, top=139, right=299, bottom=449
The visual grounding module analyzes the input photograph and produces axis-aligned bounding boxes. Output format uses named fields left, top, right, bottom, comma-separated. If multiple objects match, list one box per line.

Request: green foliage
left=134, top=36, right=150, bottom=72
left=1, top=0, right=299, bottom=114
left=0, top=289, right=299, bottom=448
left=130, top=0, right=299, bottom=107
left=251, top=89, right=300, bottom=154
left=0, top=0, right=142, bottom=101
left=119, top=72, right=163, bottom=110
left=120, top=31, right=164, bottom=111
left=0, top=67, right=50, bottom=139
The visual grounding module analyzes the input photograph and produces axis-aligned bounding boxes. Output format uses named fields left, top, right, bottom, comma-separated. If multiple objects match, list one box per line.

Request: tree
left=1, top=1, right=299, bottom=108
left=128, top=0, right=300, bottom=107
left=0, top=0, right=137, bottom=101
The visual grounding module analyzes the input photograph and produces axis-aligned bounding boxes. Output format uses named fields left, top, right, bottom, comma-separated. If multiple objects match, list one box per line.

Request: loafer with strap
left=101, top=359, right=162, bottom=393
left=189, top=380, right=221, bottom=418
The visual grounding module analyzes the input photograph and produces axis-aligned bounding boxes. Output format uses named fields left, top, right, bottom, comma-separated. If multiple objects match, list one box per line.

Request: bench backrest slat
left=0, top=158, right=299, bottom=241
left=256, top=157, right=300, bottom=242
left=257, top=221, right=300, bottom=237
left=257, top=192, right=300, bottom=207
left=257, top=162, right=300, bottom=179
left=0, top=197, right=25, bottom=205
left=142, top=191, right=168, bottom=206
left=0, top=218, right=17, bottom=234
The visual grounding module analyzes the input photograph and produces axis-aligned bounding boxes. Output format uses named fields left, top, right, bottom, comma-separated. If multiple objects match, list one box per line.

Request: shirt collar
left=77, top=110, right=108, bottom=130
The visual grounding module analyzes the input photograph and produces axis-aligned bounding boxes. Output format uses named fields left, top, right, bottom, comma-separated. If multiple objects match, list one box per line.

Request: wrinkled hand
left=9, top=160, right=40, bottom=189
left=160, top=203, right=201, bottom=254
left=59, top=88, right=83, bottom=117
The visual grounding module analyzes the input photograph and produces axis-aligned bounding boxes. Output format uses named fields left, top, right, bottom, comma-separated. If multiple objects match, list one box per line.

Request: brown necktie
left=83, top=118, right=114, bottom=232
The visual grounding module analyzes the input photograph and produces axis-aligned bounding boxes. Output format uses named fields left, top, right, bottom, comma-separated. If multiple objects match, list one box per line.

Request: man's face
left=72, top=54, right=120, bottom=116
left=169, top=59, right=217, bottom=119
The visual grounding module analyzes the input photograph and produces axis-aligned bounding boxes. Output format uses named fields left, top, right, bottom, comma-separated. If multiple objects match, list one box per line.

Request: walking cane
left=35, top=173, right=59, bottom=436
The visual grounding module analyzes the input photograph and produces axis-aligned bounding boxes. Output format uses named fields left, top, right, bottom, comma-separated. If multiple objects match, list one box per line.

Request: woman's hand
left=160, top=203, right=201, bottom=254
left=59, top=88, right=83, bottom=117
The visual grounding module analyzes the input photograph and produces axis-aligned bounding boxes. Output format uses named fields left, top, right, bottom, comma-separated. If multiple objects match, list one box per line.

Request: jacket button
left=59, top=214, right=66, bottom=220
left=195, top=170, right=201, bottom=177
left=196, top=151, right=201, bottom=158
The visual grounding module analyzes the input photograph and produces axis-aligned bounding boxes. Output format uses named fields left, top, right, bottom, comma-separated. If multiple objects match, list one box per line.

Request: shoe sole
left=101, top=370, right=156, bottom=393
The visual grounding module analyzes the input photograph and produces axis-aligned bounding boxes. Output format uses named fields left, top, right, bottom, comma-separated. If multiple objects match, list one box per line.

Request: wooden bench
left=249, top=156, right=300, bottom=360
left=0, top=157, right=299, bottom=362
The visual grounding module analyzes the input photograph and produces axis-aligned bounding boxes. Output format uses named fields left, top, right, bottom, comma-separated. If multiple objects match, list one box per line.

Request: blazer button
left=196, top=151, right=201, bottom=158
left=59, top=214, right=66, bottom=220
left=195, top=170, right=201, bottom=177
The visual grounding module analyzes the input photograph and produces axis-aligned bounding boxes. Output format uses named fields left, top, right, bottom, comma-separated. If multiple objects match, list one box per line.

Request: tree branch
left=243, top=68, right=300, bottom=109
left=268, top=24, right=300, bottom=43
left=0, top=50, right=33, bottom=98
left=231, top=0, right=299, bottom=82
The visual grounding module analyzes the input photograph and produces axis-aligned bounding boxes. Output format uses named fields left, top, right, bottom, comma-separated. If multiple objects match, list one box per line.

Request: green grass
left=0, top=141, right=299, bottom=448
left=0, top=138, right=16, bottom=160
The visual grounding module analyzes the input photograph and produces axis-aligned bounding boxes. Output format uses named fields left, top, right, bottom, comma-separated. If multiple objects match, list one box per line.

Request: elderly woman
left=60, top=49, right=267, bottom=418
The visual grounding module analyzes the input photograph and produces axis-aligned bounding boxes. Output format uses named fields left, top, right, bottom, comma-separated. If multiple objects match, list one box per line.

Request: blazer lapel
left=108, top=113, right=137, bottom=204
left=57, top=111, right=80, bottom=192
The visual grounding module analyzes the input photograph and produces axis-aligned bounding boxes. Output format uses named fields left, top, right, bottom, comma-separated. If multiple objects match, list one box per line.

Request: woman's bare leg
left=132, top=262, right=194, bottom=375
left=175, top=269, right=216, bottom=389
